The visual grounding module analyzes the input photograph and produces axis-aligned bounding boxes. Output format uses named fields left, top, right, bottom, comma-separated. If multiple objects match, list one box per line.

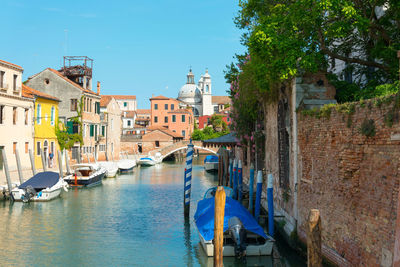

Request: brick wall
left=297, top=99, right=400, bottom=266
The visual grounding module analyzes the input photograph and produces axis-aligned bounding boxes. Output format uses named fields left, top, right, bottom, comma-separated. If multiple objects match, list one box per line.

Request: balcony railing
left=0, top=83, right=8, bottom=92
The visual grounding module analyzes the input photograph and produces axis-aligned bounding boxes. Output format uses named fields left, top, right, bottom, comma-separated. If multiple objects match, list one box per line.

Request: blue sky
left=1, top=0, right=245, bottom=109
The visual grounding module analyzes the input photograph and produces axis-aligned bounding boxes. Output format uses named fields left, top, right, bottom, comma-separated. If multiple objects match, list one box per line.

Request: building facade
left=150, top=95, right=194, bottom=140
left=103, top=95, right=137, bottom=111
left=25, top=66, right=101, bottom=163
left=0, top=59, right=34, bottom=183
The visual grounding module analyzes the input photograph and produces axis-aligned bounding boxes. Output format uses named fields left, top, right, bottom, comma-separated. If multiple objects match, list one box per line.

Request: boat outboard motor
left=228, top=216, right=247, bottom=258
left=22, top=185, right=36, bottom=203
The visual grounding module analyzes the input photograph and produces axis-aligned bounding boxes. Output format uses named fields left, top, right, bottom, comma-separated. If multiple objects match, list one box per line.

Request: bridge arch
left=159, top=143, right=217, bottom=161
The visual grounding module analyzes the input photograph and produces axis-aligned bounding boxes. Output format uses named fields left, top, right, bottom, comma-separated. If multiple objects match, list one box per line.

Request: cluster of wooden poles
left=1, top=148, right=71, bottom=198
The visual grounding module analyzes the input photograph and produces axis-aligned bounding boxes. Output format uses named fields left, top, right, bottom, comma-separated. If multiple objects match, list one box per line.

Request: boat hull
left=138, top=160, right=156, bottom=166
left=204, top=162, right=218, bottom=172
left=64, top=171, right=105, bottom=187
left=11, top=178, right=66, bottom=202
left=198, top=233, right=274, bottom=257
left=106, top=168, right=118, bottom=177
left=119, top=166, right=135, bottom=173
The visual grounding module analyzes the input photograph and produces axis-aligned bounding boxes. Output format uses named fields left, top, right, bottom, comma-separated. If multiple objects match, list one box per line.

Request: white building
left=103, top=95, right=137, bottom=111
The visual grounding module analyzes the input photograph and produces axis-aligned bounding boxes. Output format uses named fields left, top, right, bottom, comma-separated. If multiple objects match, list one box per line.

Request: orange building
left=150, top=95, right=194, bottom=140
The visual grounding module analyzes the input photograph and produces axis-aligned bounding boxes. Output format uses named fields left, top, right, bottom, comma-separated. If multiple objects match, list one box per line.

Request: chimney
left=97, top=81, right=101, bottom=95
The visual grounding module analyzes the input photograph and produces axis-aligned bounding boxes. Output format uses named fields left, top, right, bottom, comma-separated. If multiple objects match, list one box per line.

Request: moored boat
left=118, top=159, right=136, bottom=173
left=98, top=161, right=119, bottom=177
left=64, top=163, right=106, bottom=187
left=204, top=155, right=218, bottom=172
left=194, top=188, right=274, bottom=257
left=11, top=171, right=69, bottom=202
left=138, top=156, right=156, bottom=166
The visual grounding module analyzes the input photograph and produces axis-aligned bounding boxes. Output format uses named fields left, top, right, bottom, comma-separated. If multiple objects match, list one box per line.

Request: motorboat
left=98, top=161, right=119, bottom=178
left=204, top=155, right=219, bottom=172
left=11, top=171, right=69, bottom=202
left=118, top=158, right=136, bottom=173
left=64, top=163, right=106, bottom=187
left=194, top=188, right=274, bottom=257
left=138, top=156, right=156, bottom=166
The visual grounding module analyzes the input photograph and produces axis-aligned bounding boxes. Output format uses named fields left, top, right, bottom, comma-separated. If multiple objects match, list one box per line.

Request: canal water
left=0, top=156, right=305, bottom=266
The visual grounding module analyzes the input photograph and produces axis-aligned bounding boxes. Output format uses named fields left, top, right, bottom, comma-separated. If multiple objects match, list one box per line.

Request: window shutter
left=90, top=125, right=94, bottom=137
left=67, top=121, right=73, bottom=134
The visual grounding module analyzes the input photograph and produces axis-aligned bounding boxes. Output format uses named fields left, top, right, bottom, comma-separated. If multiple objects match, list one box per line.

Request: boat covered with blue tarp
left=19, top=172, right=59, bottom=190
left=204, top=155, right=218, bottom=172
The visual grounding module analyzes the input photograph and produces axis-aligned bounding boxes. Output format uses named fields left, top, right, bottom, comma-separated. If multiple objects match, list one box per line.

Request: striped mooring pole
left=184, top=139, right=194, bottom=217
left=255, top=170, right=263, bottom=223
left=248, top=163, right=255, bottom=214
left=267, top=174, right=274, bottom=237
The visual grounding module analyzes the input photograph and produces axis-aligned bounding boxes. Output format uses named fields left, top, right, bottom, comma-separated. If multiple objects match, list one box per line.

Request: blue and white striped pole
left=248, top=163, right=255, bottom=214
left=184, top=140, right=194, bottom=217
left=255, top=170, right=263, bottom=223
left=233, top=159, right=238, bottom=199
left=267, top=174, right=274, bottom=237
left=238, top=160, right=243, bottom=202
left=229, top=159, right=233, bottom=188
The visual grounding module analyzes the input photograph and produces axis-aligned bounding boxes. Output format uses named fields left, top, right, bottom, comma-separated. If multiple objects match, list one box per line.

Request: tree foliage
left=191, top=115, right=230, bottom=140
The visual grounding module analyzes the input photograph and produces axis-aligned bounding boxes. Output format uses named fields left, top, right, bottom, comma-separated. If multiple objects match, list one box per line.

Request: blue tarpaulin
left=18, top=172, right=59, bottom=190
left=204, top=155, right=218, bottom=164
left=194, top=196, right=268, bottom=241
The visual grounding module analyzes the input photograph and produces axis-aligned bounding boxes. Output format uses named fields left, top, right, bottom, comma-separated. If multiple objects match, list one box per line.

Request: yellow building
left=22, top=84, right=60, bottom=169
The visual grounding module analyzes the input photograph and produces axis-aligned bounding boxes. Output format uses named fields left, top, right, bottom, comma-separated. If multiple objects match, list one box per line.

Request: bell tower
left=202, top=69, right=213, bottom=116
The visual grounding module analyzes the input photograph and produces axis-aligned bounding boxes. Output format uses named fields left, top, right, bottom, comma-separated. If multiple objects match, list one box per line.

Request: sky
left=1, top=0, right=246, bottom=109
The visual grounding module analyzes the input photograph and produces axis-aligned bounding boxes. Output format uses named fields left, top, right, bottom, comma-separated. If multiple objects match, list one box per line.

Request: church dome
left=178, top=83, right=202, bottom=103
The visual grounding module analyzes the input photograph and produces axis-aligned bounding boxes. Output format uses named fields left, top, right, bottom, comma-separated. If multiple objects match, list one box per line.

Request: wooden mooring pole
left=57, top=150, right=64, bottom=177
left=40, top=149, right=47, bottom=172
left=15, top=147, right=24, bottom=184
left=29, top=149, right=37, bottom=175
left=307, top=209, right=322, bottom=267
left=214, top=186, right=226, bottom=267
left=64, top=149, right=71, bottom=175
left=1, top=149, right=13, bottom=195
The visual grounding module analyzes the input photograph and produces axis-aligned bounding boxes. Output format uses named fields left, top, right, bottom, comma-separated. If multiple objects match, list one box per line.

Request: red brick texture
left=297, top=100, right=400, bottom=266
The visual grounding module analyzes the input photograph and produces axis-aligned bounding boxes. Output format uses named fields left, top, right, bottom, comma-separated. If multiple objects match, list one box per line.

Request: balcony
left=0, top=83, right=8, bottom=92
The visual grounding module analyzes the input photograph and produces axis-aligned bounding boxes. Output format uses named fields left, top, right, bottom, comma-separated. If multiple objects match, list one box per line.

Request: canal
left=0, top=156, right=305, bottom=266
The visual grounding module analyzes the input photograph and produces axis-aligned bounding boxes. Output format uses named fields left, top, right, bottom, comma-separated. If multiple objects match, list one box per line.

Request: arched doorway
left=43, top=140, right=49, bottom=167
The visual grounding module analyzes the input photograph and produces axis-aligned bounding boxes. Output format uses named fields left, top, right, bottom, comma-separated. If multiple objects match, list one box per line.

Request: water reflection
left=0, top=157, right=304, bottom=266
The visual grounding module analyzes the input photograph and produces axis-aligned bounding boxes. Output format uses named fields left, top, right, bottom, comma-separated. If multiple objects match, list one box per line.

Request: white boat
left=11, top=171, right=70, bottom=202
left=118, top=159, right=136, bottom=173
left=204, top=155, right=218, bottom=172
left=64, top=163, right=106, bottom=187
left=138, top=156, right=156, bottom=166
left=98, top=161, right=119, bottom=177
left=194, top=187, right=275, bottom=257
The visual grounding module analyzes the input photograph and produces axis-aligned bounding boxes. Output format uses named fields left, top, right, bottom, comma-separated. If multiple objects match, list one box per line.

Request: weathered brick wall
left=297, top=99, right=400, bottom=266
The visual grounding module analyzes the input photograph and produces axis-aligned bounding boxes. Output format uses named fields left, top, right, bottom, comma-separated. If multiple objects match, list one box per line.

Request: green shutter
left=96, top=102, right=100, bottom=114
left=67, top=121, right=73, bottom=134
left=90, top=125, right=94, bottom=137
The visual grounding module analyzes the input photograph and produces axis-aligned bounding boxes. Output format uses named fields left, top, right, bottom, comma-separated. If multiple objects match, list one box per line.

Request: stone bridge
left=157, top=140, right=218, bottom=161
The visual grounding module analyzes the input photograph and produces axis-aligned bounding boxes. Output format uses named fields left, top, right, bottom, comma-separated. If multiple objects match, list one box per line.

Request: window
left=51, top=106, right=55, bottom=126
left=102, top=125, right=106, bottom=136
left=155, top=141, right=160, bottom=148
left=164, top=116, right=168, bottom=123
left=25, top=142, right=29, bottom=153
left=154, top=116, right=158, bottom=123
left=36, top=142, right=41, bottom=155
left=214, top=106, right=219, bottom=113
left=90, top=125, right=94, bottom=137
left=127, top=120, right=131, bottom=126
left=13, top=74, right=17, bottom=91
left=227, top=117, right=230, bottom=122
left=13, top=107, right=17, bottom=125
left=25, top=109, right=28, bottom=125
left=13, top=142, right=17, bottom=154
left=172, top=115, right=176, bottom=122
left=124, top=102, right=127, bottom=107
left=0, top=105, right=4, bottom=124
left=70, top=99, right=77, bottom=111
left=95, top=102, right=100, bottom=114
left=154, top=103, right=158, bottom=110
left=51, top=141, right=55, bottom=155
left=181, top=115, right=185, bottom=122
left=89, top=99, right=92, bottom=112
left=37, top=104, right=41, bottom=124
left=171, top=104, right=174, bottom=110
left=182, top=130, right=185, bottom=137
left=206, top=85, right=209, bottom=92
left=164, top=104, right=168, bottom=110
left=0, top=71, right=4, bottom=88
